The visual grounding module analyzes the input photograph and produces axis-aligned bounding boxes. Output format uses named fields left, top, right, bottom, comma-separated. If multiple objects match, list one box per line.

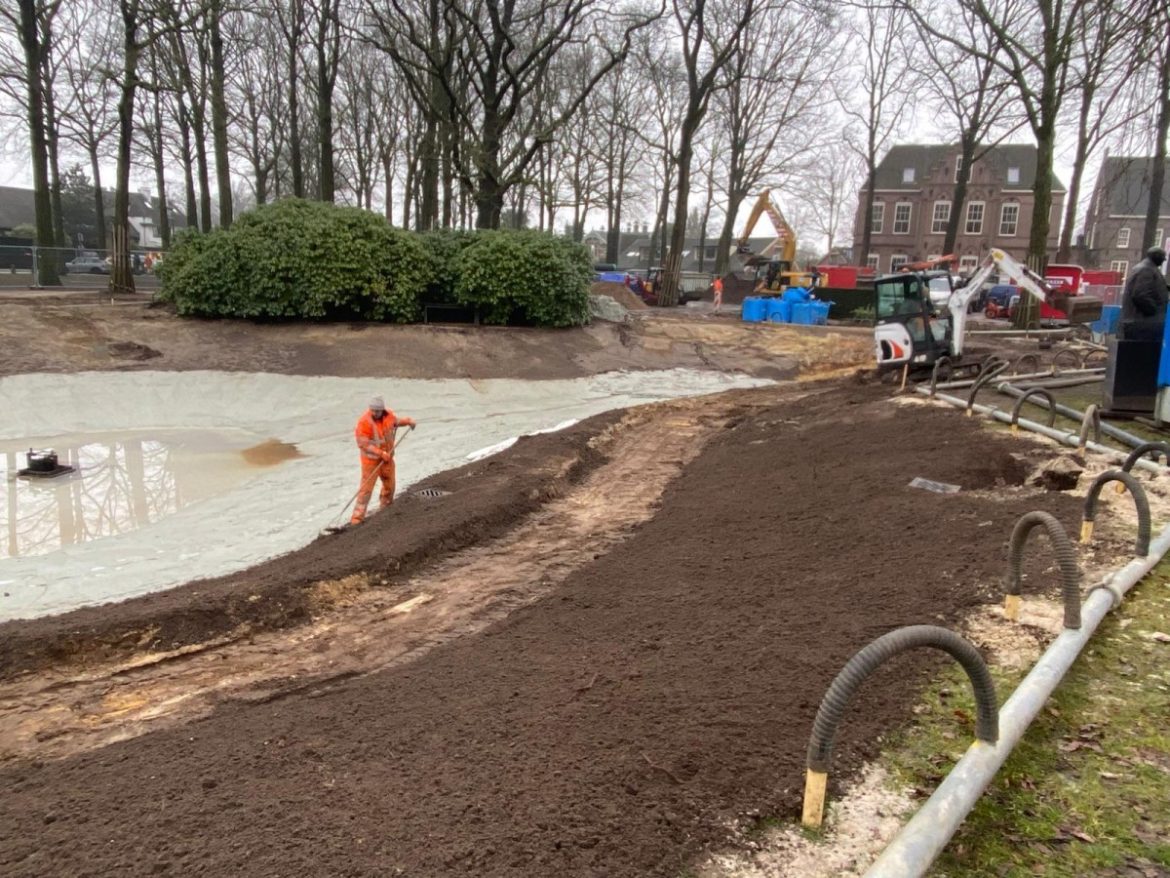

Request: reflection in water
left=1, top=432, right=298, bottom=559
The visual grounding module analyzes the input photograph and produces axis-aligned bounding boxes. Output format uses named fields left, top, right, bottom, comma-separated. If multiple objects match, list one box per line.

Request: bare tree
left=789, top=140, right=864, bottom=255
left=1136, top=0, right=1169, bottom=252
left=841, top=2, right=917, bottom=268
left=657, top=0, right=763, bottom=307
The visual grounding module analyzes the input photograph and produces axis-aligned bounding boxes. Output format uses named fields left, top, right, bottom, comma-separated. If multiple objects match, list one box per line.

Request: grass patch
left=882, top=568, right=1170, bottom=876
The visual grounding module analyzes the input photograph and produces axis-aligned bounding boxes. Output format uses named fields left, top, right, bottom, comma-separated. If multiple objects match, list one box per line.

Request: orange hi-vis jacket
left=355, top=409, right=400, bottom=461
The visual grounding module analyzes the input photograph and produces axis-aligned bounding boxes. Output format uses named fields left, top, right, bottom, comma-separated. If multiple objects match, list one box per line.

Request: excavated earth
left=0, top=376, right=1088, bottom=877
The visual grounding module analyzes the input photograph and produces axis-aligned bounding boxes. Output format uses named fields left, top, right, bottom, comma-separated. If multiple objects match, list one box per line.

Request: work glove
left=381, top=450, right=394, bottom=463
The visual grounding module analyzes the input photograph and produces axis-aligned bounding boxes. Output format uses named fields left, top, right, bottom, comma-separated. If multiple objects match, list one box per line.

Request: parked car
left=927, top=276, right=953, bottom=310
left=63, top=255, right=110, bottom=275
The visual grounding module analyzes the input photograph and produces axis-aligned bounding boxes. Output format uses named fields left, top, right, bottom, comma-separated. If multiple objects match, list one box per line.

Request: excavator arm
left=736, top=190, right=796, bottom=264
left=947, top=248, right=1052, bottom=356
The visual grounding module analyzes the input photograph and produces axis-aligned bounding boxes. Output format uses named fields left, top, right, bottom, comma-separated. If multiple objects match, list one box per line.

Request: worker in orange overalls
left=351, top=395, right=416, bottom=525
left=712, top=276, right=724, bottom=312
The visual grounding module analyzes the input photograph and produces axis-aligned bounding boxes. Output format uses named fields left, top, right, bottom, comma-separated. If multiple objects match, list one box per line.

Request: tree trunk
left=1028, top=128, right=1055, bottom=266
left=857, top=163, right=877, bottom=267
left=658, top=115, right=698, bottom=307
left=89, top=150, right=107, bottom=250
left=111, top=0, right=138, bottom=294
left=943, top=141, right=976, bottom=256
left=1057, top=139, right=1090, bottom=262
left=43, top=68, right=66, bottom=249
left=18, top=0, right=59, bottom=284
left=209, top=0, right=233, bottom=227
left=316, top=17, right=336, bottom=203
left=417, top=113, right=439, bottom=230
left=287, top=11, right=304, bottom=199
left=176, top=99, right=199, bottom=230
left=193, top=109, right=212, bottom=232
left=1143, top=36, right=1170, bottom=252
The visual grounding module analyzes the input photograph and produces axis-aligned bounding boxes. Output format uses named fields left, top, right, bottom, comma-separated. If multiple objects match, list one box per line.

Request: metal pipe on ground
left=916, top=388, right=1165, bottom=474
left=931, top=368, right=1102, bottom=392
left=966, top=328, right=1074, bottom=337
left=1007, top=375, right=1107, bottom=391
left=863, top=521, right=1170, bottom=877
left=994, top=382, right=1150, bottom=450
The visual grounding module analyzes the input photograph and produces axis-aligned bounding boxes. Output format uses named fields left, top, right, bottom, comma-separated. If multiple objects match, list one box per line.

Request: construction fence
left=0, top=244, right=165, bottom=293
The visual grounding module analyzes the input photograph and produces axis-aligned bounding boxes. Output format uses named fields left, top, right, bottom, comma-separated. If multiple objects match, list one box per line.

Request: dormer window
left=1007, top=166, right=1020, bottom=184
left=902, top=167, right=916, bottom=184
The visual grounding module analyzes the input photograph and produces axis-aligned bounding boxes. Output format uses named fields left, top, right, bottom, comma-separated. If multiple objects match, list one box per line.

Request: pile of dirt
left=590, top=280, right=649, bottom=310
left=0, top=384, right=1082, bottom=876
left=0, top=413, right=621, bottom=679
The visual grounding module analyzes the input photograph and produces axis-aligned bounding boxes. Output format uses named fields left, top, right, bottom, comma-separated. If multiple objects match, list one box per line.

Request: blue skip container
left=766, top=298, right=789, bottom=323
left=790, top=302, right=813, bottom=325
left=810, top=300, right=831, bottom=325
left=742, top=297, right=767, bottom=323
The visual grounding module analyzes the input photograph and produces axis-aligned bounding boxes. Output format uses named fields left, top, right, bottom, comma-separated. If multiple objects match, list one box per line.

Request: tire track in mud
left=0, top=391, right=783, bottom=764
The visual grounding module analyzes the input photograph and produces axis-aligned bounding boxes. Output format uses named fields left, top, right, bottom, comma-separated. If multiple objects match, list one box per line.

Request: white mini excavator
left=873, top=248, right=1051, bottom=372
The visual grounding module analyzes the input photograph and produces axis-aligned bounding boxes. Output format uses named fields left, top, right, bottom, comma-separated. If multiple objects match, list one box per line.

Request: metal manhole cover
left=414, top=487, right=451, bottom=498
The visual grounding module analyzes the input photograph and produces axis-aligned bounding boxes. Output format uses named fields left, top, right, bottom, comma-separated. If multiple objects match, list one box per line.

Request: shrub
left=453, top=230, right=592, bottom=327
left=160, top=199, right=429, bottom=322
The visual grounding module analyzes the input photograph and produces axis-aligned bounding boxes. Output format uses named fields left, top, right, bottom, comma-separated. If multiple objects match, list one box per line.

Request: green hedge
left=159, top=200, right=589, bottom=327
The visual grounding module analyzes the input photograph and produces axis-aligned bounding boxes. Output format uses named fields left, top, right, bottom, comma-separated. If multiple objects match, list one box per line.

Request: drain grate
left=414, top=487, right=451, bottom=498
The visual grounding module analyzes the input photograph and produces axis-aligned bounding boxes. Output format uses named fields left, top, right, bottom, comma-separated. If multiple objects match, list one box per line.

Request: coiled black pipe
left=1121, top=441, right=1170, bottom=474
left=1010, top=353, right=1042, bottom=375
left=1005, top=511, right=1082, bottom=629
left=1081, top=349, right=1108, bottom=369
left=1009, top=388, right=1057, bottom=432
left=929, top=356, right=952, bottom=398
left=1077, top=403, right=1101, bottom=455
left=966, top=358, right=1010, bottom=414
left=1083, top=470, right=1152, bottom=557
left=1052, top=347, right=1081, bottom=371
left=806, top=625, right=998, bottom=776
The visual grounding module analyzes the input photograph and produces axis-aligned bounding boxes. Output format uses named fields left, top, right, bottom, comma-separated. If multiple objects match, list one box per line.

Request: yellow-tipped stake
left=1004, top=593, right=1021, bottom=621
left=802, top=768, right=828, bottom=829
left=1081, top=519, right=1095, bottom=544
left=1115, top=481, right=1128, bottom=495
left=1011, top=423, right=1019, bottom=437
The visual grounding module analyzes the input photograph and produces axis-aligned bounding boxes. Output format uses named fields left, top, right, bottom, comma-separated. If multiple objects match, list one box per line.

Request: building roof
left=0, top=185, right=185, bottom=232
left=866, top=143, right=1066, bottom=192
left=1096, top=156, right=1170, bottom=217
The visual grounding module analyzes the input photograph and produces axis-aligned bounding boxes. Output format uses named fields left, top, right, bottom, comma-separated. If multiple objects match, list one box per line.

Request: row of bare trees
left=0, top=0, right=1167, bottom=298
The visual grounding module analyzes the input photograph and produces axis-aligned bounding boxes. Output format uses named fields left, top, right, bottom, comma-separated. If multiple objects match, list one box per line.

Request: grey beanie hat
left=369, top=395, right=385, bottom=410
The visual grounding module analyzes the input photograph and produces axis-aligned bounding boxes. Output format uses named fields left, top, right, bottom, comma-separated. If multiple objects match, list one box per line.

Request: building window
left=902, top=167, right=916, bottom=184
left=931, top=201, right=951, bottom=234
left=1007, top=166, right=1020, bottom=185
left=1111, top=260, right=1128, bottom=275
left=705, top=246, right=717, bottom=259
left=1000, top=203, right=1020, bottom=237
left=893, top=203, right=912, bottom=234
left=871, top=203, right=885, bottom=234
left=866, top=254, right=879, bottom=270
left=1117, top=227, right=1131, bottom=248
left=890, top=254, right=909, bottom=272
left=959, top=255, right=979, bottom=274
left=966, top=202, right=985, bottom=235
left=954, top=156, right=970, bottom=183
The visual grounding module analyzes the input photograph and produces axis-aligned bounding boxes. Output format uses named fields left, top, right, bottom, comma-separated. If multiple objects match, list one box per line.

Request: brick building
left=851, top=143, right=1065, bottom=275
left=1084, top=156, right=1170, bottom=276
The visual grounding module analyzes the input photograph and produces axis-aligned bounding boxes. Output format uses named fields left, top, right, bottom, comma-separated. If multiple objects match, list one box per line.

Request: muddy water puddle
left=1, top=430, right=302, bottom=558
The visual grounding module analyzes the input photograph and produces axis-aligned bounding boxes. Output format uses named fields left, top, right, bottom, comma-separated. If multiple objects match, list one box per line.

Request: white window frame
left=931, top=201, right=951, bottom=234
left=1117, top=227, right=1131, bottom=248
left=959, top=255, right=979, bottom=274
left=1007, top=166, right=1020, bottom=185
left=999, top=203, right=1020, bottom=237
left=870, top=203, right=885, bottom=234
left=965, top=201, right=985, bottom=235
left=890, top=254, right=909, bottom=272
left=893, top=203, right=912, bottom=235
left=954, top=156, right=969, bottom=184
left=866, top=253, right=880, bottom=270
left=1110, top=260, right=1128, bottom=275
left=902, top=167, right=916, bottom=184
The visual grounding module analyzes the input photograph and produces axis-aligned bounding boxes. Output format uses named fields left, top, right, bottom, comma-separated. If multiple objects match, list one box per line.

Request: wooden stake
left=802, top=768, right=828, bottom=829
left=1080, top=520, right=1094, bottom=544
left=1004, top=594, right=1021, bottom=622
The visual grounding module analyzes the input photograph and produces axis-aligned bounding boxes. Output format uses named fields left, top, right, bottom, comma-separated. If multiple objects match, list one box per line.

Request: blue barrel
left=790, top=302, right=813, bottom=325
left=742, top=297, right=767, bottom=323
left=782, top=286, right=810, bottom=304
left=810, top=301, right=831, bottom=325
left=765, top=299, right=788, bottom=322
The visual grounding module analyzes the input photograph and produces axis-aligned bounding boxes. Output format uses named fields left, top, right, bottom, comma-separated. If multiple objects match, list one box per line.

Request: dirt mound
left=591, top=280, right=648, bottom=310
left=0, top=384, right=1082, bottom=877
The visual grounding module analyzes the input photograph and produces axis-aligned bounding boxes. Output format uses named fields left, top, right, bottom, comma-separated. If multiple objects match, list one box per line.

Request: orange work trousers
left=351, top=456, right=396, bottom=524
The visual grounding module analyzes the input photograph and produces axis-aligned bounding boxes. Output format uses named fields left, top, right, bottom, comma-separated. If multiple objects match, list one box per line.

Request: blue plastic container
left=790, top=302, right=814, bottom=325
left=810, top=301, right=831, bottom=325
left=742, top=297, right=767, bottom=323
left=782, top=286, right=811, bottom=304
left=765, top=299, right=789, bottom=322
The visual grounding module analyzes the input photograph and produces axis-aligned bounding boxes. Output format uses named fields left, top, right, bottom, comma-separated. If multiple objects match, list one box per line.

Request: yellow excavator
left=735, top=190, right=816, bottom=291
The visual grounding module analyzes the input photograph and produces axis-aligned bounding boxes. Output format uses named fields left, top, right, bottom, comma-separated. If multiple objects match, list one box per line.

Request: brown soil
left=0, top=300, right=873, bottom=380
left=590, top=280, right=649, bottom=310
left=0, top=384, right=1082, bottom=877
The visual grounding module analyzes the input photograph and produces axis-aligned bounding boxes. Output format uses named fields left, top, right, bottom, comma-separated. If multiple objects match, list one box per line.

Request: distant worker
left=1120, top=247, right=1168, bottom=341
left=712, top=275, right=723, bottom=312
left=351, top=396, right=416, bottom=525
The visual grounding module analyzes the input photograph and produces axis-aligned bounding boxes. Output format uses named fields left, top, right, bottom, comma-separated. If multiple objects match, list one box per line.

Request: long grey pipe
left=863, top=522, right=1170, bottom=877
left=994, top=381, right=1150, bottom=449
left=919, top=388, right=1165, bottom=474
left=932, top=368, right=1103, bottom=392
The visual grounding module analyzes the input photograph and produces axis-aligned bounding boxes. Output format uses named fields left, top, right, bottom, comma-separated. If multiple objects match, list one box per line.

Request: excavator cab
left=874, top=271, right=954, bottom=368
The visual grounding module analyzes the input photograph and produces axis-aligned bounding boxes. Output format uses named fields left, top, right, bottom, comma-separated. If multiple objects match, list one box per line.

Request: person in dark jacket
left=1120, top=247, right=1168, bottom=341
